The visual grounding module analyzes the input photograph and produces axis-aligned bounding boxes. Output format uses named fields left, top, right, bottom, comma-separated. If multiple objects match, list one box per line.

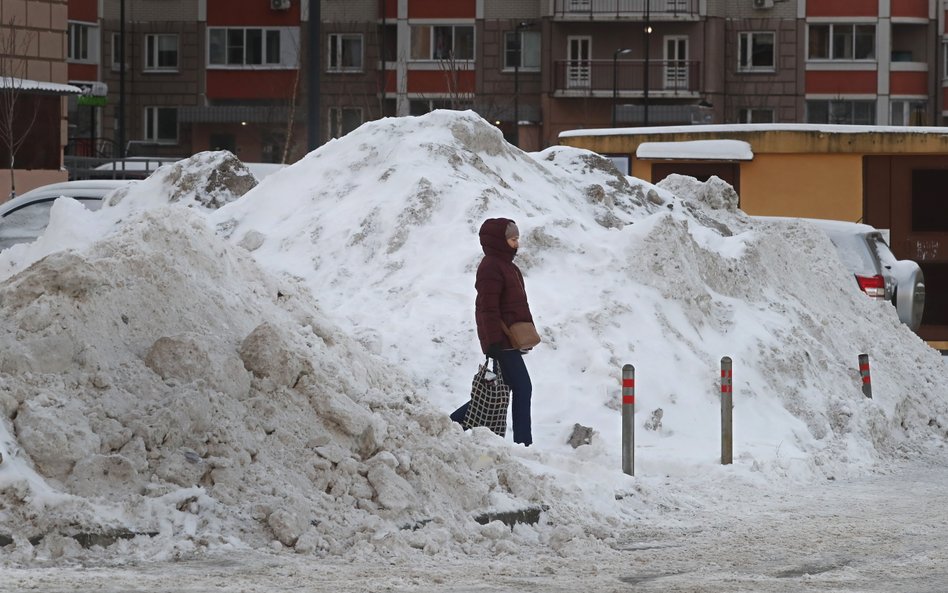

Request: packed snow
left=0, top=110, right=946, bottom=571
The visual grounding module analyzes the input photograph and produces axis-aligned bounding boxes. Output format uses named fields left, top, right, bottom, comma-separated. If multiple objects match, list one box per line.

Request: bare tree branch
left=0, top=17, right=40, bottom=198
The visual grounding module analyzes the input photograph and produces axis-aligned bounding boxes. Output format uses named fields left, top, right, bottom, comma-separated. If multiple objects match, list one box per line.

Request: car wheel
left=892, top=262, right=925, bottom=331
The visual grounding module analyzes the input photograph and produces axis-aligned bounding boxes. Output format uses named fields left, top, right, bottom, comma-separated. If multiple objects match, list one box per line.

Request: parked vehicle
left=91, top=158, right=287, bottom=181
left=0, top=161, right=285, bottom=251
left=759, top=217, right=925, bottom=331
left=0, top=180, right=138, bottom=250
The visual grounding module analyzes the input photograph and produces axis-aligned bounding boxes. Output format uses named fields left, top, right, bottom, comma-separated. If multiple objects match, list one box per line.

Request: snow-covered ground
left=1, top=111, right=947, bottom=586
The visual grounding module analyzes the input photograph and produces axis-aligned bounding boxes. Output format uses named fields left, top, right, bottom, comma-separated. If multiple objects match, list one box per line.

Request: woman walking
left=451, top=218, right=536, bottom=446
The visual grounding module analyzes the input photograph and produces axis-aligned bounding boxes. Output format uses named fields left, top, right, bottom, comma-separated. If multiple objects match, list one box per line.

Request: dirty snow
left=0, top=110, right=947, bottom=575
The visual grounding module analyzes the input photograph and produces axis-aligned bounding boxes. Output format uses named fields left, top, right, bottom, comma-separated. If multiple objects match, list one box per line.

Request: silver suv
left=759, top=217, right=925, bottom=331
left=0, top=179, right=137, bottom=250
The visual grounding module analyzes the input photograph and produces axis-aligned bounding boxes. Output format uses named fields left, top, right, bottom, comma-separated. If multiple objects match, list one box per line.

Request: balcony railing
left=553, top=59, right=701, bottom=95
left=552, top=0, right=699, bottom=19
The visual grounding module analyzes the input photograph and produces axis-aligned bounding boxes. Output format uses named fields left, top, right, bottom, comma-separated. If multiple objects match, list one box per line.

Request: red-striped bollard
left=721, top=357, right=733, bottom=465
left=622, top=364, right=635, bottom=476
left=859, top=354, right=872, bottom=399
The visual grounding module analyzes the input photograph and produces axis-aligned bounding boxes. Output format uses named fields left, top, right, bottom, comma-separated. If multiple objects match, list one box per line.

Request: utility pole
left=307, top=0, right=320, bottom=150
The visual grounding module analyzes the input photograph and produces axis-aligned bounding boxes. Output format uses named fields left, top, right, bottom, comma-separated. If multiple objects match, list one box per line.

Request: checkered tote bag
left=462, top=357, right=510, bottom=437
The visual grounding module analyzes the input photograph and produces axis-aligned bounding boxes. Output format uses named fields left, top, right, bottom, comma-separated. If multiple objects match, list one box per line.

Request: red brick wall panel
left=806, top=70, right=877, bottom=94
left=207, top=0, right=300, bottom=26
left=68, top=0, right=97, bottom=22
left=207, top=70, right=298, bottom=100
left=68, top=62, right=97, bottom=81
left=891, top=0, right=929, bottom=19
left=807, top=0, right=877, bottom=17
left=408, top=0, right=475, bottom=19
left=891, top=70, right=928, bottom=95
left=407, top=69, right=475, bottom=94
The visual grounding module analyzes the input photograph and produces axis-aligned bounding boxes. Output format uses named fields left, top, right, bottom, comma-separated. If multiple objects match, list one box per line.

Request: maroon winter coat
left=475, top=218, right=535, bottom=354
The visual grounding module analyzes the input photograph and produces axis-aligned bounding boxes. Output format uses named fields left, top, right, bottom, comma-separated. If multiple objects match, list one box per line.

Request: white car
left=759, top=217, right=925, bottom=331
left=0, top=179, right=137, bottom=250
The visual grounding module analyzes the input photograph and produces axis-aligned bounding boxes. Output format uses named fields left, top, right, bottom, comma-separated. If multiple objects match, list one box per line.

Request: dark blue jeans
left=451, top=350, right=533, bottom=446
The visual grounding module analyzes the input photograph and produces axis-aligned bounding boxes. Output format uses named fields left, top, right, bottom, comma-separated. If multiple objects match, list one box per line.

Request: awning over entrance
left=179, top=105, right=294, bottom=124
left=0, top=77, right=82, bottom=95
left=637, top=140, right=754, bottom=161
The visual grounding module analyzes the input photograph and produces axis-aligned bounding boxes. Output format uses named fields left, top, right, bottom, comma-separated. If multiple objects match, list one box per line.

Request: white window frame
left=207, top=27, right=300, bottom=69
left=68, top=21, right=99, bottom=64
left=943, top=41, right=948, bottom=79
left=890, top=99, right=927, bottom=126
left=111, top=33, right=122, bottom=71
left=328, top=106, right=363, bottom=139
left=504, top=30, right=541, bottom=71
left=566, top=35, right=592, bottom=89
left=738, top=31, right=776, bottom=72
left=144, top=34, right=179, bottom=72
left=807, top=23, right=876, bottom=61
left=143, top=106, right=178, bottom=144
left=664, top=35, right=689, bottom=90
left=805, top=98, right=876, bottom=124
left=409, top=24, right=475, bottom=62
left=328, top=33, right=363, bottom=72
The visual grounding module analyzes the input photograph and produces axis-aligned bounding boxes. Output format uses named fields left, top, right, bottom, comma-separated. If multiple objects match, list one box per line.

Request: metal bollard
left=720, top=357, right=733, bottom=465
left=622, top=364, right=635, bottom=476
left=858, top=354, right=872, bottom=399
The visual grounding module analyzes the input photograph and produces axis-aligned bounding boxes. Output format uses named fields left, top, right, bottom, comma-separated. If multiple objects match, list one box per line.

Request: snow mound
left=210, top=109, right=948, bottom=483
left=105, top=150, right=256, bottom=211
left=2, top=109, right=948, bottom=567
left=0, top=207, right=647, bottom=562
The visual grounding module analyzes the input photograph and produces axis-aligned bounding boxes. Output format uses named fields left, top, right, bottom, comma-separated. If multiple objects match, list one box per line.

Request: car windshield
left=0, top=200, right=55, bottom=249
left=0, top=196, right=106, bottom=251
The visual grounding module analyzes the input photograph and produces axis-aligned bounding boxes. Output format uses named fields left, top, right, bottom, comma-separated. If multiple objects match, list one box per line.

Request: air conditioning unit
left=270, top=0, right=290, bottom=10
left=752, top=0, right=774, bottom=8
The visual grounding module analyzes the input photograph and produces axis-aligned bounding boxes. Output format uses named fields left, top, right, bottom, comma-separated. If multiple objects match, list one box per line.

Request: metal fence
left=552, top=0, right=699, bottom=18
left=553, top=59, right=701, bottom=94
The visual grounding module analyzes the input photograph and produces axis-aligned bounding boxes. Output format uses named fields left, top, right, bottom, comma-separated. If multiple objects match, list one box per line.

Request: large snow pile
left=1, top=110, right=947, bottom=564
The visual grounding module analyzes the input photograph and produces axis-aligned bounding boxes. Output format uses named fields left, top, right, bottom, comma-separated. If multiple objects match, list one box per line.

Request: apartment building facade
left=0, top=0, right=77, bottom=196
left=63, top=0, right=948, bottom=162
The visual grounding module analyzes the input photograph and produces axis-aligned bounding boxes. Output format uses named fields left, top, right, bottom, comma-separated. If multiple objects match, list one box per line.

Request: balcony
left=552, top=0, right=700, bottom=20
left=553, top=59, right=701, bottom=97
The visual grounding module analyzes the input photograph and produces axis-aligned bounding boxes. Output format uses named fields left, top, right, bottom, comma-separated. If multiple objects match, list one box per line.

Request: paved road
left=5, top=458, right=948, bottom=592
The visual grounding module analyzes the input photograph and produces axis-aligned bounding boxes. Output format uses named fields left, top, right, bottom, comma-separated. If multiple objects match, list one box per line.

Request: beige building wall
left=0, top=0, right=71, bottom=197
left=560, top=126, right=948, bottom=222
left=739, top=153, right=863, bottom=220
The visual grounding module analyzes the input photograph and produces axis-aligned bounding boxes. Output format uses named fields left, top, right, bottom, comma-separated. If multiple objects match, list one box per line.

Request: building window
left=68, top=22, right=98, bottom=63
left=504, top=30, right=541, bottom=70
left=328, top=34, right=363, bottom=72
left=806, top=99, right=875, bottom=124
left=408, top=99, right=474, bottom=115
left=144, top=106, right=178, bottom=143
left=891, top=100, right=927, bottom=126
left=807, top=24, right=875, bottom=61
left=328, top=107, right=363, bottom=139
left=943, top=42, right=948, bottom=79
left=738, top=108, right=774, bottom=123
left=111, top=33, right=122, bottom=71
left=410, top=25, right=475, bottom=61
left=738, top=32, right=775, bottom=72
left=145, top=34, right=178, bottom=71
left=208, top=27, right=299, bottom=68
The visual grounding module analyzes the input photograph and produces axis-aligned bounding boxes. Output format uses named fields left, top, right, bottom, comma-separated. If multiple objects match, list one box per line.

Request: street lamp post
left=513, top=21, right=532, bottom=147
left=643, top=1, right=652, bottom=125
left=612, top=48, right=632, bottom=128
left=118, top=0, right=125, bottom=158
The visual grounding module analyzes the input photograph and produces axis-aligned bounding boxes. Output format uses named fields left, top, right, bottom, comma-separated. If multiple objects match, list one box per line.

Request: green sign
left=78, top=95, right=107, bottom=107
